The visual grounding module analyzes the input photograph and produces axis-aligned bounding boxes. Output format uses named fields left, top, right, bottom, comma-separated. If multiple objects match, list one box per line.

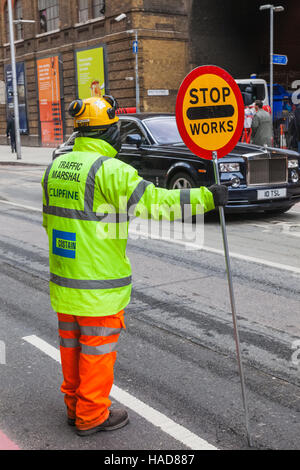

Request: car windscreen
left=237, top=83, right=266, bottom=102
left=143, top=118, right=183, bottom=144
left=66, top=132, right=78, bottom=146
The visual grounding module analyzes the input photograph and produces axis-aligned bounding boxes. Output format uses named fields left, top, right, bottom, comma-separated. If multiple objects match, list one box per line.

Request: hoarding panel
left=37, top=56, right=63, bottom=146
left=75, top=46, right=107, bottom=99
left=5, top=62, right=29, bottom=134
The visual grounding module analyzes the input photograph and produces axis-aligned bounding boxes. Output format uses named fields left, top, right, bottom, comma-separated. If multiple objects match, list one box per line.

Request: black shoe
left=76, top=409, right=129, bottom=436
left=68, top=417, right=75, bottom=426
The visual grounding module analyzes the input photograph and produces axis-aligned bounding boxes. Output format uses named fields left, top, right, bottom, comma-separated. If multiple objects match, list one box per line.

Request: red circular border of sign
left=176, top=65, right=245, bottom=160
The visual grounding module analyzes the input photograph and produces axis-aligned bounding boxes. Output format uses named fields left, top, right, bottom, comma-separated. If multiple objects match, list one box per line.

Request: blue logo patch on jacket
left=53, top=229, right=76, bottom=259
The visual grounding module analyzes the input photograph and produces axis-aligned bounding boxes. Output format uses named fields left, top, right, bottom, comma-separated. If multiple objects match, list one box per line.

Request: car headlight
left=231, top=176, right=241, bottom=188
left=291, top=169, right=299, bottom=183
left=288, top=159, right=298, bottom=169
left=219, top=163, right=240, bottom=172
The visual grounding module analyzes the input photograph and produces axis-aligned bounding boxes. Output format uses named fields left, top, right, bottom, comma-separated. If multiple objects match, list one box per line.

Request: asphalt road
left=0, top=164, right=299, bottom=451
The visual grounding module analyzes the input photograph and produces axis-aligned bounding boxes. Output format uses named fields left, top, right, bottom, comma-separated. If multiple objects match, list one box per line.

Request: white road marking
left=23, top=335, right=61, bottom=362
left=1, top=198, right=300, bottom=275
left=201, top=245, right=300, bottom=274
left=0, top=200, right=41, bottom=212
left=22, top=335, right=217, bottom=450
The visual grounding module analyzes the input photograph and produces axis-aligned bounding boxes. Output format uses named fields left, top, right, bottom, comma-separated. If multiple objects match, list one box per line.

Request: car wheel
left=168, top=172, right=196, bottom=190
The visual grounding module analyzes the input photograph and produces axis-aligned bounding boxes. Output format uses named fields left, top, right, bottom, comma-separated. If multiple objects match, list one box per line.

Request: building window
left=38, top=0, right=59, bottom=33
left=92, top=0, right=105, bottom=18
left=4, top=3, right=9, bottom=43
left=78, top=0, right=89, bottom=23
left=77, top=0, right=105, bottom=23
left=15, top=0, right=23, bottom=40
left=4, top=1, right=22, bottom=42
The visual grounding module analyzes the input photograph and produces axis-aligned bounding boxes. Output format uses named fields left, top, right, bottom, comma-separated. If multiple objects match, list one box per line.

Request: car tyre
left=168, top=172, right=196, bottom=190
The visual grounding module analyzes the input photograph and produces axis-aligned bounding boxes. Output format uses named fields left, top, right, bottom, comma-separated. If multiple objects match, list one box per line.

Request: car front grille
left=248, top=158, right=287, bottom=185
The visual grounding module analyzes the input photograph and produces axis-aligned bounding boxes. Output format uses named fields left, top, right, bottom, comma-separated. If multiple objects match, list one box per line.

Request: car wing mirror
left=126, top=134, right=143, bottom=148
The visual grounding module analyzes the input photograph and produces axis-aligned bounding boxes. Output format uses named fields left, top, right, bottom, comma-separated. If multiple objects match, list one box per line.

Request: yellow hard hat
left=68, top=96, right=119, bottom=131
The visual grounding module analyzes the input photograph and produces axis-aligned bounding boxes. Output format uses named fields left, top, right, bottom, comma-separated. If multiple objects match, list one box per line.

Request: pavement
left=0, top=144, right=54, bottom=166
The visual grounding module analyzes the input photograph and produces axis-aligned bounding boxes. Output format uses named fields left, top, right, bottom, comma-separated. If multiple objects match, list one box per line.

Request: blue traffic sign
left=133, top=40, right=138, bottom=54
left=272, top=54, right=288, bottom=65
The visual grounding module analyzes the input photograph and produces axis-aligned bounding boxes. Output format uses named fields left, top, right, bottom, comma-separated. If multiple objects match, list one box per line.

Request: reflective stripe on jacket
left=41, top=136, right=215, bottom=317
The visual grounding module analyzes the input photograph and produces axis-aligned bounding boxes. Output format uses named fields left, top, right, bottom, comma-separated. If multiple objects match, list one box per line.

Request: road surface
left=0, top=164, right=299, bottom=451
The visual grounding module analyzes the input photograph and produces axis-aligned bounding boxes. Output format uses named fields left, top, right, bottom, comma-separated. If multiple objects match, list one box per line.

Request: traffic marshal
left=176, top=65, right=245, bottom=160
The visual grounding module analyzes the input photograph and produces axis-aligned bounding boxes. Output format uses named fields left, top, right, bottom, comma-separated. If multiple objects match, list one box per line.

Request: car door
left=118, top=119, right=154, bottom=182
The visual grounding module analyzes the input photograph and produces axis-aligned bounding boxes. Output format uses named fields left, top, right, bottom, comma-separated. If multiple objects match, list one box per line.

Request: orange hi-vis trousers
left=57, top=311, right=125, bottom=431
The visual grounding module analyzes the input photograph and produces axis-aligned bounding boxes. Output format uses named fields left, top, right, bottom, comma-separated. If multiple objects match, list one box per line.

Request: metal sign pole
left=135, top=30, right=140, bottom=113
left=270, top=6, right=274, bottom=136
left=212, top=151, right=252, bottom=447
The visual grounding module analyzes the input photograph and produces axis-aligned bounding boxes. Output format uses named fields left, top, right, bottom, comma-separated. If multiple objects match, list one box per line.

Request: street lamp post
left=7, top=0, right=35, bottom=160
left=259, top=4, right=285, bottom=133
left=7, top=0, right=21, bottom=159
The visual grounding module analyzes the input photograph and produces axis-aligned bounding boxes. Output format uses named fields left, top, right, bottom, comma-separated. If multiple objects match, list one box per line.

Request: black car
left=52, top=113, right=300, bottom=214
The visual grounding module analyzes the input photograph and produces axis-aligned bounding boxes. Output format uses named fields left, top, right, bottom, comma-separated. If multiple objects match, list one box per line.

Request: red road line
left=0, top=431, right=20, bottom=450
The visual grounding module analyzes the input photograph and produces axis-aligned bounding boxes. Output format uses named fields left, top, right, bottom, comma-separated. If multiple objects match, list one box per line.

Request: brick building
left=0, top=0, right=299, bottom=146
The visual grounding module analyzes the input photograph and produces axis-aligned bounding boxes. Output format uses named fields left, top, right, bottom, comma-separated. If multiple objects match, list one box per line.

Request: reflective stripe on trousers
left=57, top=311, right=125, bottom=431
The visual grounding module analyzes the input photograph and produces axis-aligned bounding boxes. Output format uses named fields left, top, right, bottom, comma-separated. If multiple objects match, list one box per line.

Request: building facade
left=0, top=0, right=299, bottom=146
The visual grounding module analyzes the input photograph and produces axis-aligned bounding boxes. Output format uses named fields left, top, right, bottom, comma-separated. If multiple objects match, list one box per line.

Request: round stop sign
left=176, top=65, right=245, bottom=160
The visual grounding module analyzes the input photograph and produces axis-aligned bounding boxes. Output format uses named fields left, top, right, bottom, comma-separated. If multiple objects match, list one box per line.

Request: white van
left=235, top=78, right=269, bottom=107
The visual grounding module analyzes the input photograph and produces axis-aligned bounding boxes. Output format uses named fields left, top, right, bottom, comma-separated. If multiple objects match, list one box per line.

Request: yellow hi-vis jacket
left=41, top=136, right=215, bottom=317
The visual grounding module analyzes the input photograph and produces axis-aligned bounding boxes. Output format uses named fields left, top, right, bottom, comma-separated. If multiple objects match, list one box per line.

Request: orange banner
left=37, top=56, right=63, bottom=146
